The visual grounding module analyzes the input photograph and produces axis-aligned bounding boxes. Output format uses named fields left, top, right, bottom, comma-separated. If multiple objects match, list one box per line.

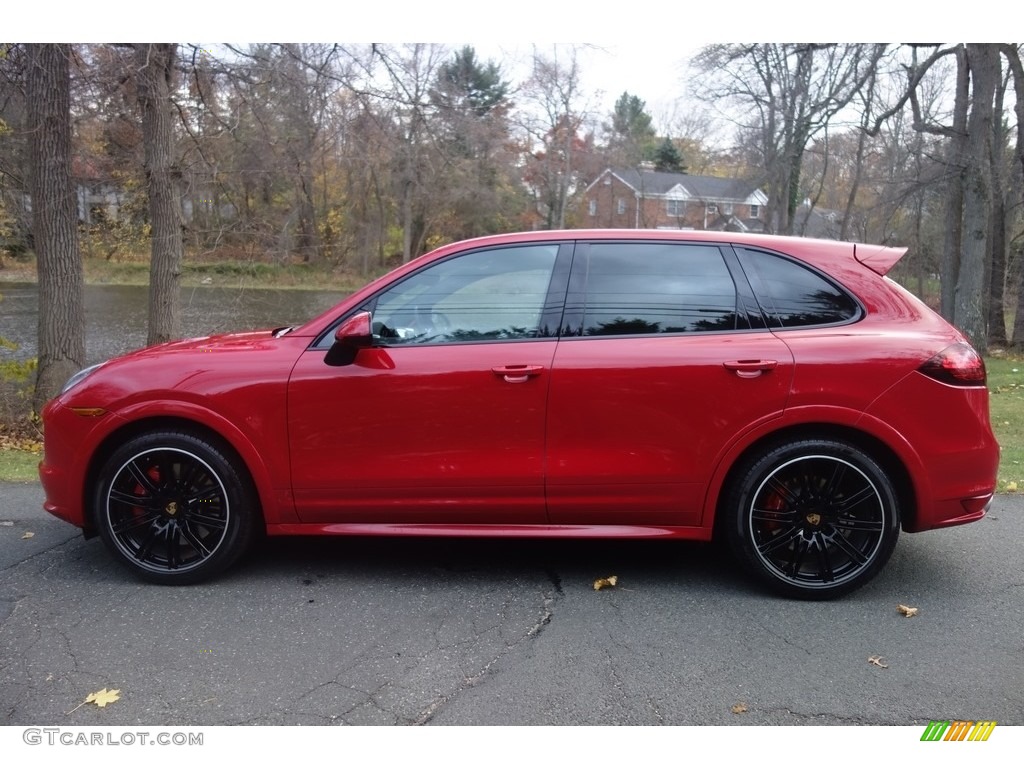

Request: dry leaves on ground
left=867, top=655, right=889, bottom=669
left=67, top=688, right=121, bottom=714
left=897, top=604, right=919, bottom=617
left=593, top=575, right=618, bottom=591
left=731, top=702, right=748, bottom=714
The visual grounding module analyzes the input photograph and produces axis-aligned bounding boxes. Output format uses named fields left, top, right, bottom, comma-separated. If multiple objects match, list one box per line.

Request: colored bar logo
left=920, top=720, right=997, bottom=741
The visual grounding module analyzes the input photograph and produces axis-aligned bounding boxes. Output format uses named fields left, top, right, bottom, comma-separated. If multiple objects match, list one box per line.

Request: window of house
left=616, top=198, right=626, bottom=215
left=573, top=242, right=740, bottom=336
left=665, top=200, right=684, bottom=217
left=706, top=204, right=718, bottom=215
left=588, top=199, right=597, bottom=217
left=723, top=203, right=733, bottom=215
left=750, top=204, right=760, bottom=218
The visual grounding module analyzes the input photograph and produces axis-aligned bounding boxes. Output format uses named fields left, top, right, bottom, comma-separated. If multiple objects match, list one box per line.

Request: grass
left=985, top=353, right=1024, bottom=492
left=0, top=448, right=40, bottom=482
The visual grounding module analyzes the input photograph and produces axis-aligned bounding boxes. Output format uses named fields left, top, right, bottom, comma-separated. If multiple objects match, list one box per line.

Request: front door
left=287, top=243, right=567, bottom=525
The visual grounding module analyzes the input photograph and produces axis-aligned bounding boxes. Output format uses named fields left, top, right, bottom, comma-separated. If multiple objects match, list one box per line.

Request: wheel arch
left=82, top=415, right=274, bottom=538
left=707, top=422, right=918, bottom=540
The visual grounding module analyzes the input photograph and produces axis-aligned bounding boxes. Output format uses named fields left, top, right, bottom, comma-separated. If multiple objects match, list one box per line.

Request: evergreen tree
left=432, top=46, right=509, bottom=117
left=605, top=92, right=656, bottom=166
left=653, top=137, right=686, bottom=173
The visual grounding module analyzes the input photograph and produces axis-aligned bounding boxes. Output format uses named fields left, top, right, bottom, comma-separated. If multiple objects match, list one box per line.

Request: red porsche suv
left=39, top=230, right=999, bottom=598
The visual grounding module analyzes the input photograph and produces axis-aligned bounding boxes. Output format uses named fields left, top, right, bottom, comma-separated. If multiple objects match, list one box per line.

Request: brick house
left=582, top=167, right=767, bottom=232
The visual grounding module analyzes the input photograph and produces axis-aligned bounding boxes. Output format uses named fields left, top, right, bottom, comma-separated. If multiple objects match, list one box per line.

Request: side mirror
left=334, top=311, right=373, bottom=348
left=325, top=311, right=372, bottom=366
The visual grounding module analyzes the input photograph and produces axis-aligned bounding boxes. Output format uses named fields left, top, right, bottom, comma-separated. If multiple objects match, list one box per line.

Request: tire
left=724, top=438, right=900, bottom=600
left=93, top=430, right=258, bottom=585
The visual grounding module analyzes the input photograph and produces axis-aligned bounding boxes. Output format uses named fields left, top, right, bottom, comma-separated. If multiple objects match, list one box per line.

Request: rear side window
left=737, top=247, right=860, bottom=328
left=571, top=242, right=741, bottom=336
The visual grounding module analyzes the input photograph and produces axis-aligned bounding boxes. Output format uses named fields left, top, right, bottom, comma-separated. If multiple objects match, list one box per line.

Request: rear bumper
left=862, top=372, right=999, bottom=533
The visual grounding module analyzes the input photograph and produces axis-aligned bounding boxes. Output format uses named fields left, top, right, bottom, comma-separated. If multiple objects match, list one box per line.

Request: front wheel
left=724, top=439, right=901, bottom=599
left=93, top=431, right=258, bottom=585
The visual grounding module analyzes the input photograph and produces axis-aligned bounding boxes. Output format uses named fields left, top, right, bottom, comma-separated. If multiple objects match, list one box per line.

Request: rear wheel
left=724, top=439, right=900, bottom=599
left=93, top=431, right=257, bottom=585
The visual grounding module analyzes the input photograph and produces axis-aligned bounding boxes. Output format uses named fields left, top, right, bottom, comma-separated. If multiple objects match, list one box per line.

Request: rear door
left=545, top=239, right=793, bottom=527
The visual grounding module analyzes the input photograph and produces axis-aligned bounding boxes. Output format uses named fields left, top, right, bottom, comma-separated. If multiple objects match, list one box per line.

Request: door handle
left=723, top=360, right=777, bottom=379
left=492, top=365, right=544, bottom=383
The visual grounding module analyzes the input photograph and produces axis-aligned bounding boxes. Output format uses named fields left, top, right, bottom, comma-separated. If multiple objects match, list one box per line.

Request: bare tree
left=520, top=45, right=594, bottom=230
left=693, top=43, right=887, bottom=234
left=373, top=43, right=448, bottom=262
left=134, top=43, right=183, bottom=346
left=26, top=44, right=85, bottom=412
left=1002, top=44, right=1024, bottom=350
left=956, top=44, right=999, bottom=352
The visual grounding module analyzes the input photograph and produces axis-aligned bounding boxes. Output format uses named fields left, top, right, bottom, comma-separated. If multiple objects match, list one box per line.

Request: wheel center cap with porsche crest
left=165, top=501, right=179, bottom=517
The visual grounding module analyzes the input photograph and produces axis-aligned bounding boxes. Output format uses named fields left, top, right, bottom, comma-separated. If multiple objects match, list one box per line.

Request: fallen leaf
left=66, top=687, right=121, bottom=715
left=593, top=575, right=618, bottom=591
left=868, top=655, right=889, bottom=669
left=21, top=531, right=34, bottom=539
left=897, top=604, right=919, bottom=617
left=85, top=688, right=121, bottom=708
left=1006, top=481, right=1018, bottom=492
left=731, top=702, right=748, bottom=714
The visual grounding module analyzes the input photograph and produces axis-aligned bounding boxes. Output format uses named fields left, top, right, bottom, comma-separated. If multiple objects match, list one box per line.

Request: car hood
left=119, top=329, right=283, bottom=359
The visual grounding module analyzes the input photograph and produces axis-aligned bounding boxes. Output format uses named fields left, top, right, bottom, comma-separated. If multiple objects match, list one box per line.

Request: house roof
left=591, top=168, right=765, bottom=205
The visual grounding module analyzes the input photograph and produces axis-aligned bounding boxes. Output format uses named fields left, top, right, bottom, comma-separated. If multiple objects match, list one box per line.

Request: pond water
left=0, top=282, right=344, bottom=365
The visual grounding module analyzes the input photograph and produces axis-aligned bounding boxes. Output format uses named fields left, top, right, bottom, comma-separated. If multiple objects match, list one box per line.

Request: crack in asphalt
left=410, top=571, right=564, bottom=725
left=0, top=533, right=84, bottom=574
left=752, top=618, right=816, bottom=656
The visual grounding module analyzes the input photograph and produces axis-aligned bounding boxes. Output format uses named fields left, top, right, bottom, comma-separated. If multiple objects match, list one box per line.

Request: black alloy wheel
left=94, top=431, right=257, bottom=585
left=724, top=439, right=901, bottom=599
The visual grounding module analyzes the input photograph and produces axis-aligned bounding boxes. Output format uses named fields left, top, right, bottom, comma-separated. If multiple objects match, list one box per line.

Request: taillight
left=918, top=342, right=987, bottom=386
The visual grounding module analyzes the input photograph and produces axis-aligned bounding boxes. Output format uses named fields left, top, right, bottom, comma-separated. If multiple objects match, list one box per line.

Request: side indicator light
left=70, top=407, right=107, bottom=417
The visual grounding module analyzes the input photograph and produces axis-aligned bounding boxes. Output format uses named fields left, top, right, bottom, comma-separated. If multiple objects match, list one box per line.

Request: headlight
left=61, top=362, right=106, bottom=395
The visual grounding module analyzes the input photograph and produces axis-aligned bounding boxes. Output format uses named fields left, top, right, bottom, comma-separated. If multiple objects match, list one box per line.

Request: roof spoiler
left=854, top=243, right=908, bottom=276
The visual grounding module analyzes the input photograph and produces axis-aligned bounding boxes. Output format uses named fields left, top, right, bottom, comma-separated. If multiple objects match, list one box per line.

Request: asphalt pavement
left=1, top=480, right=1021, bottom=726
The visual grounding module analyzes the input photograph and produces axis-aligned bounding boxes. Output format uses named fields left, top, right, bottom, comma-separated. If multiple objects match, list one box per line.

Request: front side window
left=572, top=242, right=740, bottom=336
left=666, top=200, right=684, bottom=217
left=737, top=247, right=861, bottom=328
left=370, top=245, right=559, bottom=344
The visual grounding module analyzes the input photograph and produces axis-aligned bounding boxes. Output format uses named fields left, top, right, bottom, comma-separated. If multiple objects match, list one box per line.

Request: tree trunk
left=956, top=44, right=998, bottom=353
left=940, top=45, right=969, bottom=322
left=986, top=68, right=1008, bottom=346
left=1000, top=44, right=1024, bottom=350
left=135, top=43, right=183, bottom=346
left=26, top=44, right=85, bottom=413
